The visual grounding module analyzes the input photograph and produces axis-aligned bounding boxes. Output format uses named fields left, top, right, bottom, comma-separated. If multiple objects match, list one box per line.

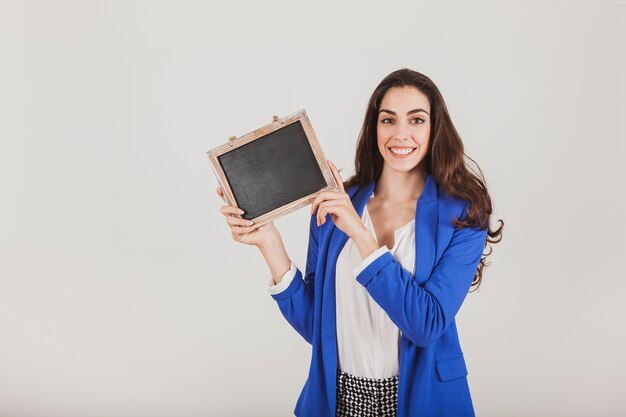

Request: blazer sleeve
left=356, top=222, right=487, bottom=348
left=269, top=213, right=319, bottom=345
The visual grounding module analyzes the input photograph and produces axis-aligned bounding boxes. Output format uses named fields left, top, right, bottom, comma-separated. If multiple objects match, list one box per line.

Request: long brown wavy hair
left=343, top=68, right=503, bottom=291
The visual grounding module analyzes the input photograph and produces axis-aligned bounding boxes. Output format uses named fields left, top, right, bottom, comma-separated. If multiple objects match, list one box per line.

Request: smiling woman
left=377, top=87, right=431, bottom=167
left=216, top=68, right=504, bottom=417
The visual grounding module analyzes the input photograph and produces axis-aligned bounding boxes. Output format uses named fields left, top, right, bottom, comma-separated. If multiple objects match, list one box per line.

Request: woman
left=217, top=68, right=503, bottom=417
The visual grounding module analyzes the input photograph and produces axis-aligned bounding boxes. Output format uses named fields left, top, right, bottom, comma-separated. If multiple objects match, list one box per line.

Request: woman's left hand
left=310, top=160, right=365, bottom=239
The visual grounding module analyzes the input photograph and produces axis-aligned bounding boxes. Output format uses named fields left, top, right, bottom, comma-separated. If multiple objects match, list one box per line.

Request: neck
left=373, top=165, right=427, bottom=203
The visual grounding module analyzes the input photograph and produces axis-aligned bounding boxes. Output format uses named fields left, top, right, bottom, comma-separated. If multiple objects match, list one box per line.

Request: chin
left=386, top=159, right=423, bottom=172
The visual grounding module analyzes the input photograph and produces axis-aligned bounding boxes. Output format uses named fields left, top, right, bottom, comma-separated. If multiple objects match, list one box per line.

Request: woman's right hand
left=216, top=187, right=279, bottom=247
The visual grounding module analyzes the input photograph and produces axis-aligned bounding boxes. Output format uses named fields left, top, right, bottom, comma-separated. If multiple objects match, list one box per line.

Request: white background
left=1, top=1, right=625, bottom=416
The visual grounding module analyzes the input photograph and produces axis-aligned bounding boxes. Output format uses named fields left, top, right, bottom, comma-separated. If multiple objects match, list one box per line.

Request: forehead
left=380, top=86, right=430, bottom=113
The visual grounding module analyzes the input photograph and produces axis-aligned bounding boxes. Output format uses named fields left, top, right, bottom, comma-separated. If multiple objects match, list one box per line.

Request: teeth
left=389, top=147, right=415, bottom=155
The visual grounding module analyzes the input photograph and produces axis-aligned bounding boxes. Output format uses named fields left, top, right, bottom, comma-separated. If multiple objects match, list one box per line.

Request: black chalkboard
left=209, top=111, right=334, bottom=224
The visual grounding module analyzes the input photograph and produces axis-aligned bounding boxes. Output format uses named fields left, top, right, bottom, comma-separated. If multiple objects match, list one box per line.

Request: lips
left=388, top=146, right=417, bottom=157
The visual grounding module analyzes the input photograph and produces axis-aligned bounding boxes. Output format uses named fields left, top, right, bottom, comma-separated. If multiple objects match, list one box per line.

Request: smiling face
left=376, top=86, right=431, bottom=174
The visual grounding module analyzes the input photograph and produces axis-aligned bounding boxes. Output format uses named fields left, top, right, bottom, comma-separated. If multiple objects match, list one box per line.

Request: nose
left=394, top=119, right=412, bottom=141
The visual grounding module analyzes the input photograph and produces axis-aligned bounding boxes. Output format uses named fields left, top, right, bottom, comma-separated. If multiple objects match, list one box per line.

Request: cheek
left=377, top=141, right=385, bottom=158
left=376, top=128, right=386, bottom=152
left=417, top=128, right=430, bottom=148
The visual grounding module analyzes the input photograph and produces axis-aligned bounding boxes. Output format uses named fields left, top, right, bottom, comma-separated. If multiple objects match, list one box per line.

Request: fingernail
left=247, top=220, right=254, bottom=225
left=237, top=208, right=244, bottom=214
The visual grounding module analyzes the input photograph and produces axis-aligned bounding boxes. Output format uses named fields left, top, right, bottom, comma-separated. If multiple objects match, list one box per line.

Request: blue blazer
left=271, top=174, right=488, bottom=417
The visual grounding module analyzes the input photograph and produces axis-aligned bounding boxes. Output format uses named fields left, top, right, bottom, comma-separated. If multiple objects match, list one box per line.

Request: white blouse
left=268, top=195, right=416, bottom=379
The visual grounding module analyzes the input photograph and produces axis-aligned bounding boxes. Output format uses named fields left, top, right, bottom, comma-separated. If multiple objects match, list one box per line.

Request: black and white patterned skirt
left=335, top=369, right=399, bottom=417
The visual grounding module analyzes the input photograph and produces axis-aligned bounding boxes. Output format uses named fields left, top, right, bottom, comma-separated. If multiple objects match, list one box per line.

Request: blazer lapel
left=413, top=174, right=438, bottom=284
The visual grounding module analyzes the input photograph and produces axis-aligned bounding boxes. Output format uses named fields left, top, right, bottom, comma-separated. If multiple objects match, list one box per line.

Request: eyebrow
left=379, top=108, right=430, bottom=116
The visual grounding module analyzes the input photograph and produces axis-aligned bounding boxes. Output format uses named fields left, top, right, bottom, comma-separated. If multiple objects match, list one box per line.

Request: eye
left=380, top=117, right=394, bottom=124
left=411, top=117, right=425, bottom=124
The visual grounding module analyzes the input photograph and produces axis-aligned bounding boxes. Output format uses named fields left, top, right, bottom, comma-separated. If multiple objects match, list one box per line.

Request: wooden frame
left=207, top=109, right=339, bottom=230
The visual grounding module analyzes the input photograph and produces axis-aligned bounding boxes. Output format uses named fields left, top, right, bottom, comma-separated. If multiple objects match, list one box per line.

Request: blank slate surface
left=217, top=121, right=327, bottom=220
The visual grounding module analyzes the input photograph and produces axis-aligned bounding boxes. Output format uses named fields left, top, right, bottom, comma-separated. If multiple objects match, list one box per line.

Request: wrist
left=352, top=226, right=380, bottom=259
left=256, top=224, right=282, bottom=252
left=257, top=231, right=286, bottom=261
left=256, top=230, right=291, bottom=283
left=352, top=224, right=372, bottom=242
left=257, top=228, right=281, bottom=252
